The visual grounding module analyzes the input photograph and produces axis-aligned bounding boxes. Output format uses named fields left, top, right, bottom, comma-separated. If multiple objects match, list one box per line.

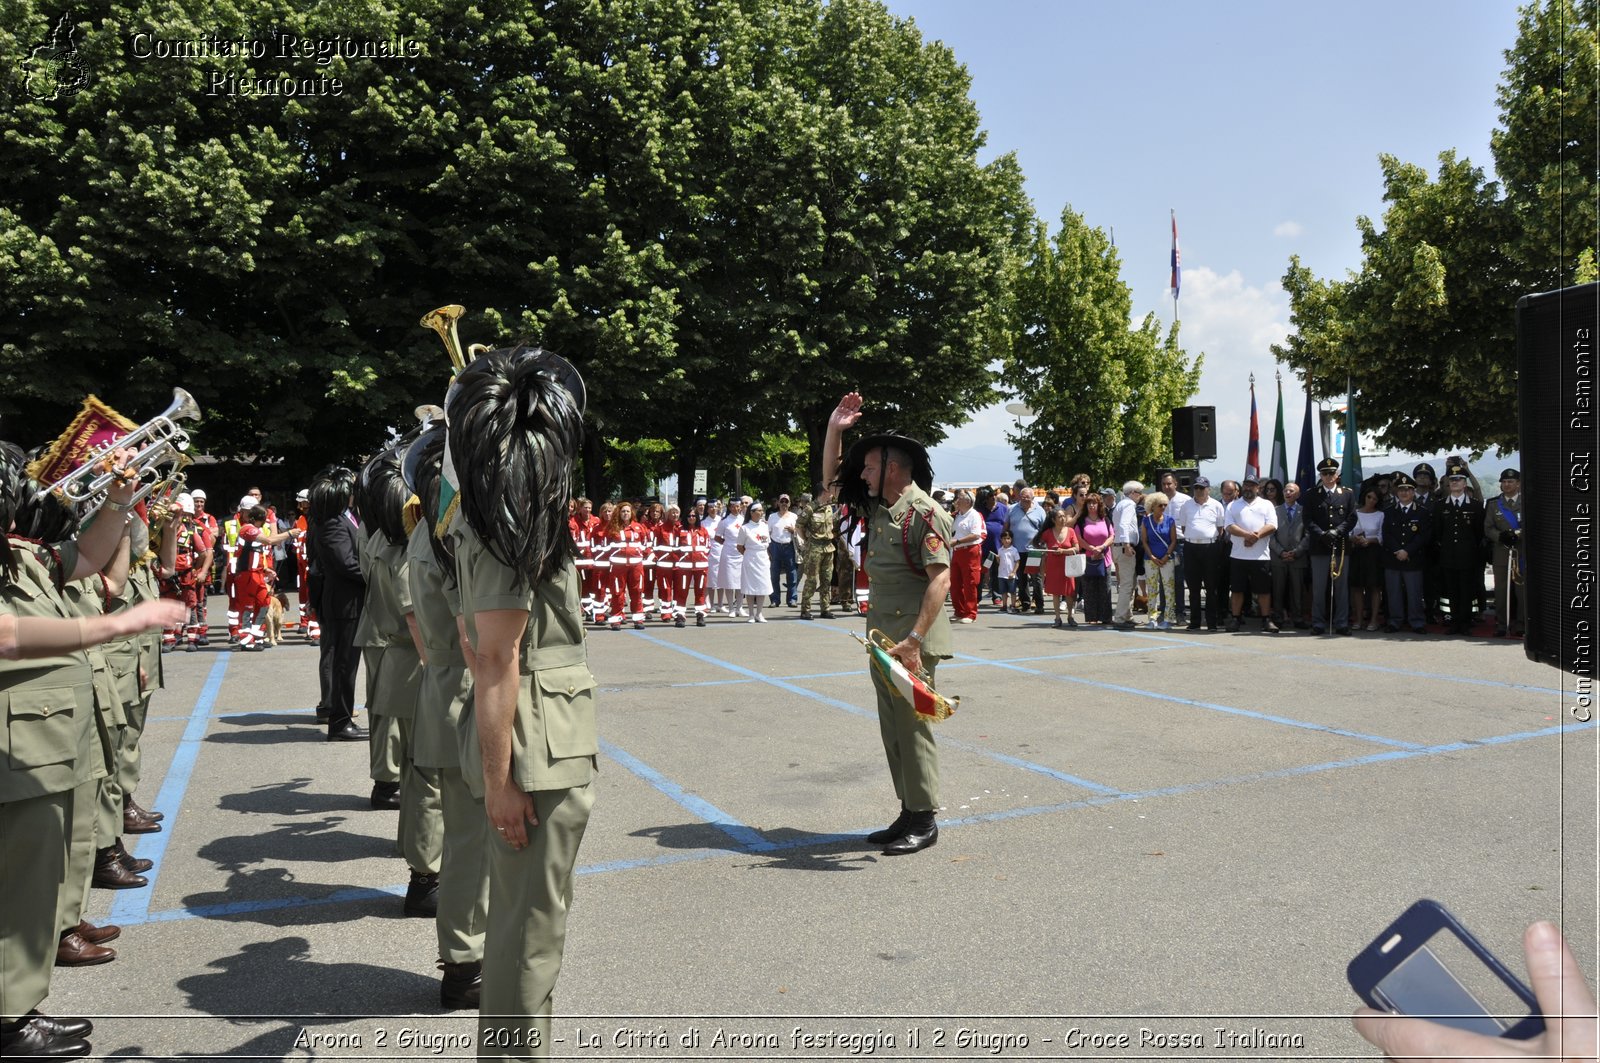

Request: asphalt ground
left=46, top=593, right=1597, bottom=1061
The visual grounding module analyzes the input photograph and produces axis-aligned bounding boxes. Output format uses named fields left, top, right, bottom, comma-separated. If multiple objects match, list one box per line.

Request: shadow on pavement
left=219, top=779, right=369, bottom=817
left=89, top=937, right=449, bottom=1057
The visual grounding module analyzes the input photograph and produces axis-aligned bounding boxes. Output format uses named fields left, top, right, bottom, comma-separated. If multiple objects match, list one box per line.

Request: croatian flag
left=1245, top=379, right=1261, bottom=483
left=1170, top=211, right=1181, bottom=299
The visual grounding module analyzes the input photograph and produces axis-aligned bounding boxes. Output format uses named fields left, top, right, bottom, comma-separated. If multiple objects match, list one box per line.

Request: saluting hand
left=828, top=392, right=864, bottom=434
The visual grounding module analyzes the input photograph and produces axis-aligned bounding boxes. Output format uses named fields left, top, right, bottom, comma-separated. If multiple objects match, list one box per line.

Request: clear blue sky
left=893, top=0, right=1523, bottom=484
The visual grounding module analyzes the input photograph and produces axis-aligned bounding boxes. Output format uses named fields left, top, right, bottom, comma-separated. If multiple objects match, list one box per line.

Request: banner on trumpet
left=25, top=395, right=138, bottom=488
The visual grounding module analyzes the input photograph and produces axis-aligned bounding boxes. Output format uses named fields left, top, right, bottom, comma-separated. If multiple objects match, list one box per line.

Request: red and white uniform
left=161, top=516, right=211, bottom=649
left=582, top=514, right=613, bottom=623
left=293, top=513, right=318, bottom=640
left=604, top=520, right=650, bottom=627
left=231, top=522, right=275, bottom=649
left=671, top=523, right=710, bottom=617
left=640, top=515, right=662, bottom=612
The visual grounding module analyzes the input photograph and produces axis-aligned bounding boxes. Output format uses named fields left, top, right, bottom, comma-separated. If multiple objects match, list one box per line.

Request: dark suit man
left=307, top=468, right=367, bottom=740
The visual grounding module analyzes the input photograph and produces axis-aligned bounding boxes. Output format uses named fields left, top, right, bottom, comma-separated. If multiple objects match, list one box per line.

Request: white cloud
left=1273, top=220, right=1304, bottom=238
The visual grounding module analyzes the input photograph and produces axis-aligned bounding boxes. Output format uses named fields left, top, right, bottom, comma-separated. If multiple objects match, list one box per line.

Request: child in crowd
left=996, top=530, right=1021, bottom=613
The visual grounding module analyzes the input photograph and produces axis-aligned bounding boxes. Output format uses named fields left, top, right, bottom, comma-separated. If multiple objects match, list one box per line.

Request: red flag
left=1245, top=379, right=1261, bottom=482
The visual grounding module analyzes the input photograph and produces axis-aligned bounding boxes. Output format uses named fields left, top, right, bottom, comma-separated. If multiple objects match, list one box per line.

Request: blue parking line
left=110, top=654, right=231, bottom=924
left=116, top=717, right=1593, bottom=928
left=599, top=738, right=776, bottom=852
left=629, top=630, right=1126, bottom=795
left=954, top=652, right=1428, bottom=751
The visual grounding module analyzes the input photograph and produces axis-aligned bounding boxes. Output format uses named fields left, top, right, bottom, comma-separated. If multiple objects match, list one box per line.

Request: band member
left=1484, top=468, right=1525, bottom=638
left=1304, top=457, right=1357, bottom=635
left=0, top=441, right=183, bottom=1060
left=443, top=345, right=594, bottom=1060
left=820, top=392, right=952, bottom=856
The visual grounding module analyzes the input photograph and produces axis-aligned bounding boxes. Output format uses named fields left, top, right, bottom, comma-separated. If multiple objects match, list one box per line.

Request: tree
left=1274, top=0, right=1596, bottom=455
left=1003, top=206, right=1200, bottom=486
left=1276, top=152, right=1517, bottom=453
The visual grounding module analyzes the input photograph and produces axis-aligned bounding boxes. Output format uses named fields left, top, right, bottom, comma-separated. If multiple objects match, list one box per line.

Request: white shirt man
left=1224, top=476, right=1279, bottom=632
left=1110, top=481, right=1143, bottom=627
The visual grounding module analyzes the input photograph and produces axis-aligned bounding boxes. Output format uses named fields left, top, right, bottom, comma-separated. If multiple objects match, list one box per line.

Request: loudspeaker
left=1151, top=467, right=1200, bottom=493
left=1517, top=282, right=1599, bottom=683
left=1171, top=406, right=1217, bottom=461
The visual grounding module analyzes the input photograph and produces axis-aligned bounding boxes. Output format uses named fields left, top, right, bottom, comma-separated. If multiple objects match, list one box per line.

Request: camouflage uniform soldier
left=795, top=491, right=837, bottom=620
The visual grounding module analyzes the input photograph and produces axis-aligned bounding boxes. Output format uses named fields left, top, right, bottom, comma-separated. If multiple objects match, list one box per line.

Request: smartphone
left=1348, top=900, right=1544, bottom=1040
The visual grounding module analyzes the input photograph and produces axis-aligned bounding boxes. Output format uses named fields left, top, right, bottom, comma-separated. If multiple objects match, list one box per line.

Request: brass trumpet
left=420, top=304, right=491, bottom=372
left=37, top=387, right=202, bottom=512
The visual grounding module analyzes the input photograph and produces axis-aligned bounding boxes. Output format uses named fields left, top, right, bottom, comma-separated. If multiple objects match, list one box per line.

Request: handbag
left=1061, top=552, right=1087, bottom=577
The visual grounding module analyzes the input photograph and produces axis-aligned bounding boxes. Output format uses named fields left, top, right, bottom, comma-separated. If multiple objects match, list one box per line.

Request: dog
left=263, top=596, right=286, bottom=647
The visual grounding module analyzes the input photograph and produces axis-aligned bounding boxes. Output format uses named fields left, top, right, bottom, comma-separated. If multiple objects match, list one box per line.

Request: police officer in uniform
left=1303, top=457, right=1357, bottom=635
left=794, top=491, right=837, bottom=620
left=1435, top=464, right=1486, bottom=635
left=819, top=391, right=952, bottom=856
left=1382, top=473, right=1433, bottom=633
left=444, top=345, right=593, bottom=1061
left=1484, top=468, right=1525, bottom=638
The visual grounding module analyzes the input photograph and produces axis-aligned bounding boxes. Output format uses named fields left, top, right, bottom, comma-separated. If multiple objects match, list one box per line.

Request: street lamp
left=1005, top=402, right=1036, bottom=482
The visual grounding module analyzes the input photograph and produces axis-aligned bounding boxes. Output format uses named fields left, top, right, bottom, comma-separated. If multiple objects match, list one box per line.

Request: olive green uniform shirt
left=407, top=521, right=472, bottom=771
left=0, top=538, right=98, bottom=803
left=448, top=517, right=597, bottom=797
left=865, top=485, right=953, bottom=658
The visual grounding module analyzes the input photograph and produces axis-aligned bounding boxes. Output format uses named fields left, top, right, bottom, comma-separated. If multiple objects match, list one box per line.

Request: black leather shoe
left=439, top=960, right=482, bottom=1009
left=114, top=838, right=153, bottom=873
left=866, top=808, right=911, bottom=845
left=1336, top=626, right=1353, bottom=636
left=1, top=1014, right=91, bottom=1058
left=328, top=721, right=369, bottom=742
left=674, top=616, right=685, bottom=628
left=1311, top=626, right=1326, bottom=635
left=819, top=610, right=837, bottom=619
left=1185, top=621, right=1201, bottom=630
left=1225, top=616, right=1241, bottom=632
left=26, top=1013, right=93, bottom=1040
left=882, top=816, right=938, bottom=856
left=92, top=847, right=148, bottom=889
left=695, top=613, right=706, bottom=627
left=404, top=871, right=440, bottom=917
left=370, top=782, right=401, bottom=810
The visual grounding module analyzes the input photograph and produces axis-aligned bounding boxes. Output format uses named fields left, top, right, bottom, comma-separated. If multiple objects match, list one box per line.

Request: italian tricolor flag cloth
left=860, top=630, right=958, bottom=722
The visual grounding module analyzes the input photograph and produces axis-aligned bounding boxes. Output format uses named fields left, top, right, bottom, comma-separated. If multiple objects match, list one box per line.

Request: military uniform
left=450, top=517, right=596, bottom=1060
left=864, top=484, right=952, bottom=818
left=0, top=538, right=95, bottom=1026
left=407, top=521, right=487, bottom=1006
left=1484, top=472, right=1525, bottom=636
left=356, top=526, right=442, bottom=886
left=796, top=501, right=837, bottom=619
left=1303, top=460, right=1357, bottom=633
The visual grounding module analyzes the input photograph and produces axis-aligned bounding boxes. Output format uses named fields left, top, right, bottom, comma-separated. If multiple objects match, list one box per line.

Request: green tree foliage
left=0, top=0, right=1027, bottom=495
left=1274, top=0, right=1596, bottom=455
left=1004, top=205, right=1201, bottom=486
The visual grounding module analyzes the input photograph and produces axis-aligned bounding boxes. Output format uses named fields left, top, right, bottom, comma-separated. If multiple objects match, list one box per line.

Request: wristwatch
left=907, top=630, right=924, bottom=643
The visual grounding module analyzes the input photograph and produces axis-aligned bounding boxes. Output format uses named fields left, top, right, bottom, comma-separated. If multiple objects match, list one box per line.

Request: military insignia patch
left=924, top=533, right=944, bottom=556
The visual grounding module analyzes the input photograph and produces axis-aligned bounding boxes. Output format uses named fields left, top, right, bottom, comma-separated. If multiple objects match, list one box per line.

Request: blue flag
left=1294, top=380, right=1317, bottom=496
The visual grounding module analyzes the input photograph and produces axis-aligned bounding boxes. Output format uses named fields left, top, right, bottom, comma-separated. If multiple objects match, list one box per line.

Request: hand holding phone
left=1350, top=905, right=1596, bottom=1061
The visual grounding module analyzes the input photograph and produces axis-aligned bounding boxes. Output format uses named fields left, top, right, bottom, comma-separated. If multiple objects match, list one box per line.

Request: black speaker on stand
left=1171, top=406, right=1217, bottom=461
left=1516, top=282, right=1599, bottom=685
